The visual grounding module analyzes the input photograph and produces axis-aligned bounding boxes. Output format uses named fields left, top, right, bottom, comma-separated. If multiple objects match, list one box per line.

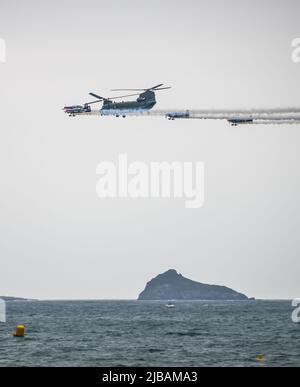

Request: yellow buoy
left=13, top=325, right=25, bottom=337
left=256, top=354, right=264, bottom=362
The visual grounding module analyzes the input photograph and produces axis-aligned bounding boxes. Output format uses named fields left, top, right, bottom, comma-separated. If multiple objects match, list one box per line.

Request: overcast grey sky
left=0, top=0, right=300, bottom=299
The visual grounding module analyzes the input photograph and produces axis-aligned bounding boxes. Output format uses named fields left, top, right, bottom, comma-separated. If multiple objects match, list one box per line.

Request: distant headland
left=138, top=269, right=253, bottom=301
left=0, top=296, right=35, bottom=302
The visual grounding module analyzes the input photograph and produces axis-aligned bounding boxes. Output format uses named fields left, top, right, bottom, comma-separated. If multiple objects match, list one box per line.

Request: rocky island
left=138, top=269, right=251, bottom=300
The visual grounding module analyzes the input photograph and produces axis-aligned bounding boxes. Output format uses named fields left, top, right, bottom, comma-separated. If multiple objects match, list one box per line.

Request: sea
left=0, top=300, right=299, bottom=367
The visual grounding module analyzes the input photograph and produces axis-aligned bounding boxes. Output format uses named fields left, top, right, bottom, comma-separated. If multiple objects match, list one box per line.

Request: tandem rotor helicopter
left=63, top=84, right=170, bottom=118
left=63, top=84, right=300, bottom=125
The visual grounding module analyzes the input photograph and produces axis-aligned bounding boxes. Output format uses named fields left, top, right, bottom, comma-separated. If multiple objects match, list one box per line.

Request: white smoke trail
left=79, top=108, right=300, bottom=124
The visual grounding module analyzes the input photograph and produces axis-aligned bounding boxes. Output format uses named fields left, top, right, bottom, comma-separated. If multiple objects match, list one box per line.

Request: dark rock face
left=138, top=269, right=249, bottom=301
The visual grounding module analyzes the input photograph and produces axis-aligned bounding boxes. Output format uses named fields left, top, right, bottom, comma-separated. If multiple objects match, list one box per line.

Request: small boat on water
left=166, top=303, right=175, bottom=308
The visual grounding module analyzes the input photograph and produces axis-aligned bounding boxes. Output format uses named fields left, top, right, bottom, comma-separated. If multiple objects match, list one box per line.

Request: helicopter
left=63, top=84, right=171, bottom=117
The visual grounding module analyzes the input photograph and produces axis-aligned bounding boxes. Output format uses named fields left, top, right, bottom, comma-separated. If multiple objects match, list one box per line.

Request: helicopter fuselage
left=100, top=90, right=156, bottom=115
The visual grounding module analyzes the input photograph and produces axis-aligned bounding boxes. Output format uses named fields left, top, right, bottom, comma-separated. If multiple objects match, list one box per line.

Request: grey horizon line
left=3, top=298, right=294, bottom=301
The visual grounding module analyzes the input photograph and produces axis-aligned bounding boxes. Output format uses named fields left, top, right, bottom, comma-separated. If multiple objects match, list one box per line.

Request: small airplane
left=228, top=118, right=254, bottom=126
left=63, top=104, right=92, bottom=116
left=167, top=111, right=190, bottom=120
left=63, top=84, right=171, bottom=117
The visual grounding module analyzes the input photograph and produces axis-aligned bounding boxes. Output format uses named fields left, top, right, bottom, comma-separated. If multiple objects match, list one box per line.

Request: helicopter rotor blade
left=152, top=87, right=171, bottom=90
left=148, top=84, right=164, bottom=90
left=90, top=92, right=142, bottom=100
left=110, top=93, right=142, bottom=99
left=110, top=84, right=163, bottom=92
left=85, top=100, right=103, bottom=105
left=111, top=84, right=170, bottom=92
left=89, top=92, right=107, bottom=100
left=110, top=89, right=145, bottom=91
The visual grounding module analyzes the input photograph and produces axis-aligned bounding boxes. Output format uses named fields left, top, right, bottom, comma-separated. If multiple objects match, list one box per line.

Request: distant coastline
left=0, top=296, right=36, bottom=302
